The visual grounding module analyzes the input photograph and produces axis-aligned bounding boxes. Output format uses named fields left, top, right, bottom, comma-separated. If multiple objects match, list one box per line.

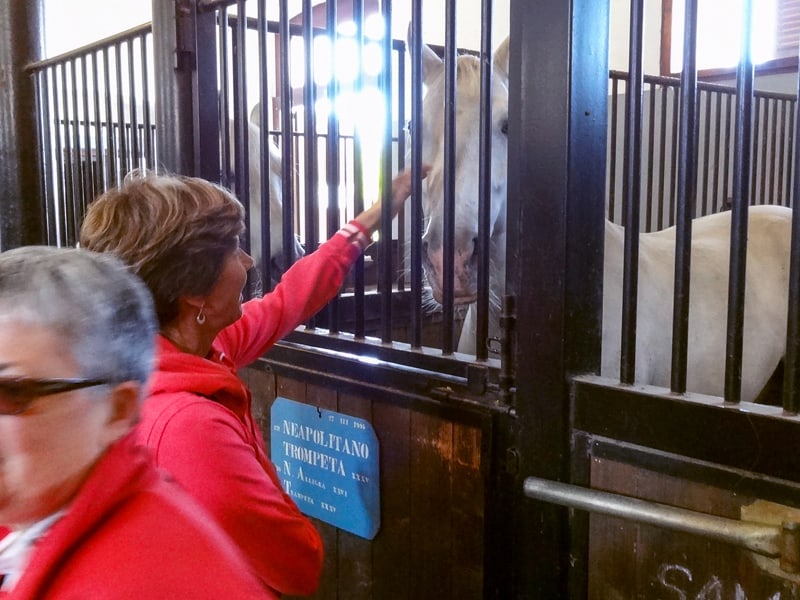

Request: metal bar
left=233, top=0, right=250, bottom=254
left=724, top=0, right=754, bottom=404
left=722, top=92, right=733, bottom=212
left=102, top=46, right=116, bottom=186
left=140, top=35, right=154, bottom=171
left=219, top=7, right=232, bottom=191
left=351, top=0, right=366, bottom=338
left=608, top=77, right=619, bottom=222
left=701, top=90, right=711, bottom=215
left=379, top=0, right=394, bottom=344
left=114, top=43, right=128, bottom=176
left=619, top=0, right=643, bottom=384
left=657, top=85, right=668, bottom=230
left=645, top=81, right=656, bottom=232
left=79, top=54, right=93, bottom=209
left=475, top=0, right=493, bottom=361
left=711, top=92, right=722, bottom=213
left=255, top=0, right=272, bottom=289
left=36, top=69, right=56, bottom=244
left=523, top=476, right=783, bottom=559
left=278, top=0, right=295, bottom=287
left=91, top=50, right=103, bottom=195
left=670, top=0, right=699, bottom=394
left=302, top=0, right=318, bottom=257
left=440, top=0, right=456, bottom=354
left=782, top=52, right=800, bottom=414
left=409, top=0, right=424, bottom=349
left=69, top=57, right=83, bottom=240
left=127, top=39, right=140, bottom=171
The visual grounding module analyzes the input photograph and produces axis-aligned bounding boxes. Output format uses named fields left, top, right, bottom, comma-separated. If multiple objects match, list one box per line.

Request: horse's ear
left=494, top=36, right=510, bottom=81
left=407, top=21, right=443, bottom=84
left=249, top=103, right=261, bottom=128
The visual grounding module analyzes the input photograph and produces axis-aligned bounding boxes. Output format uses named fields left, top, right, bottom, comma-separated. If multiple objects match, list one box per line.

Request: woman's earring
left=196, top=304, right=206, bottom=325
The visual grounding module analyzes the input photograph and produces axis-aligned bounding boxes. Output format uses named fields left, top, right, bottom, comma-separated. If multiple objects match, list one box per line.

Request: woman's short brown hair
left=80, top=171, right=245, bottom=327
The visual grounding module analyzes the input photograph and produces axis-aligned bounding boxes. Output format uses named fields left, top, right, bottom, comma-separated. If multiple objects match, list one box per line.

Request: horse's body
left=416, top=37, right=791, bottom=402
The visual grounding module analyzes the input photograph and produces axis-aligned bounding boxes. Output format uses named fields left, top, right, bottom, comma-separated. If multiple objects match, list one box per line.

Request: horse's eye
left=500, top=119, right=509, bottom=135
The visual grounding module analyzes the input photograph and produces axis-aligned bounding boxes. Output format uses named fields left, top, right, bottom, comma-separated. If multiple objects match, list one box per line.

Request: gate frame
left=505, top=0, right=608, bottom=595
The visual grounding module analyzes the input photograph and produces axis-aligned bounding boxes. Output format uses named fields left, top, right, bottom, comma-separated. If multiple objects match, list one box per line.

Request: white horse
left=230, top=106, right=305, bottom=285
left=416, top=37, right=792, bottom=403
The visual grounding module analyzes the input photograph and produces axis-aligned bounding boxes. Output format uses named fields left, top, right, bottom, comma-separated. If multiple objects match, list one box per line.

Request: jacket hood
left=149, top=336, right=250, bottom=414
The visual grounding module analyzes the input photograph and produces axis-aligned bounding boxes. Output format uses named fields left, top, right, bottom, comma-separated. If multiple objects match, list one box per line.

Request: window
left=662, top=0, right=800, bottom=74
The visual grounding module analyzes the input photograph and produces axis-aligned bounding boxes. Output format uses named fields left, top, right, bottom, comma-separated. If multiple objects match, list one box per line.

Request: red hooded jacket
left=0, top=433, right=272, bottom=599
left=137, top=231, right=362, bottom=596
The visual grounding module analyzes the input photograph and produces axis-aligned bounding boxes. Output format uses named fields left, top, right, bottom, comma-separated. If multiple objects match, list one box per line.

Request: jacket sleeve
left=216, top=230, right=363, bottom=367
left=147, top=396, right=323, bottom=595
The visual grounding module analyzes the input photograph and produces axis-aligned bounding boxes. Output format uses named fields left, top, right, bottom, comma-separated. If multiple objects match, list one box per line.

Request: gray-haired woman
left=0, top=246, right=272, bottom=598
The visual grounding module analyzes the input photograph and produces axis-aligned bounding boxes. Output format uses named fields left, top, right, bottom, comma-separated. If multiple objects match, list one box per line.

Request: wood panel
left=588, top=456, right=800, bottom=599
left=242, top=365, right=488, bottom=599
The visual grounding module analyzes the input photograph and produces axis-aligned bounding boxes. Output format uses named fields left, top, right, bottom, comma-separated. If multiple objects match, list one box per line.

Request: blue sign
left=270, top=397, right=380, bottom=539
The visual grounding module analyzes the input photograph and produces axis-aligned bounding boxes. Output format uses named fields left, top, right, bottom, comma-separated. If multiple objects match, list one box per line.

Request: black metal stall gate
left=11, top=0, right=800, bottom=597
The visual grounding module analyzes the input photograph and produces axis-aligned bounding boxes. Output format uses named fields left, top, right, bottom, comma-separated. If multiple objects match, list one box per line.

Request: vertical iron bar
left=127, top=39, right=140, bottom=171
left=396, top=38, right=407, bottom=293
left=352, top=0, right=366, bottom=337
left=303, top=0, right=319, bottom=254
left=379, top=0, right=394, bottom=343
left=701, top=90, right=711, bottom=215
left=712, top=92, right=722, bottom=212
left=752, top=98, right=762, bottom=203
left=114, top=43, right=128, bottom=175
left=658, top=85, right=669, bottom=230
left=219, top=8, right=232, bottom=190
left=440, top=0, right=456, bottom=353
left=669, top=86, right=680, bottom=227
left=646, top=81, right=656, bottom=232
left=51, top=66, right=67, bottom=239
left=475, top=0, right=493, bottom=361
left=781, top=34, right=800, bottom=414
left=256, top=0, right=273, bottom=288
left=608, top=77, right=619, bottom=222
left=102, top=46, right=116, bottom=186
left=69, top=57, right=83, bottom=237
left=79, top=54, right=93, bottom=208
left=37, top=70, right=56, bottom=244
left=410, top=0, right=424, bottom=349
left=91, top=51, right=103, bottom=195
left=233, top=2, right=251, bottom=255
left=670, top=0, right=699, bottom=394
left=723, top=92, right=733, bottom=212
left=279, top=0, right=295, bottom=286
left=619, top=0, right=644, bottom=384
left=140, top=36, right=154, bottom=170
left=724, top=0, right=754, bottom=404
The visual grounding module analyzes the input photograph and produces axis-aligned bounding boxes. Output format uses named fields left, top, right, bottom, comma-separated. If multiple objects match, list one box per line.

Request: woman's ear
left=100, top=381, right=142, bottom=446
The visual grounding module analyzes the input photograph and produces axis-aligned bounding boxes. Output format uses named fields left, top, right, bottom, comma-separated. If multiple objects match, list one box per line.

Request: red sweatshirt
left=1, top=433, right=272, bottom=599
left=138, top=232, right=362, bottom=596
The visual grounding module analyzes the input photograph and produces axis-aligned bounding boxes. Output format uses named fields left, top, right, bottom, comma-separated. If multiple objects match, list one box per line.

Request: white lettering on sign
left=281, top=420, right=371, bottom=459
left=656, top=563, right=782, bottom=599
left=281, top=440, right=347, bottom=476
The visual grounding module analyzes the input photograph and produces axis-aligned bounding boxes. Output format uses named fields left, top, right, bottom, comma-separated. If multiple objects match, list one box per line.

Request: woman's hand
left=354, top=164, right=431, bottom=235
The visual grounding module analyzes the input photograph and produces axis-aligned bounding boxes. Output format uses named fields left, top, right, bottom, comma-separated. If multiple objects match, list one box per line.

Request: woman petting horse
left=80, top=165, right=428, bottom=596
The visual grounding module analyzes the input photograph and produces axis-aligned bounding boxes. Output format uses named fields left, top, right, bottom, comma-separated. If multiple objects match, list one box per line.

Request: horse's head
left=414, top=36, right=509, bottom=305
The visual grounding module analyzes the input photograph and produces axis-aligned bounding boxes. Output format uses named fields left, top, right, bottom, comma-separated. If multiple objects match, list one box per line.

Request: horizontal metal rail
left=523, top=476, right=800, bottom=572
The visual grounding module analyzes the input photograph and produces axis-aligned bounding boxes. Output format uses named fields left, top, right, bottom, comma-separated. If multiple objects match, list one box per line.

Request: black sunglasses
left=0, top=376, right=112, bottom=416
